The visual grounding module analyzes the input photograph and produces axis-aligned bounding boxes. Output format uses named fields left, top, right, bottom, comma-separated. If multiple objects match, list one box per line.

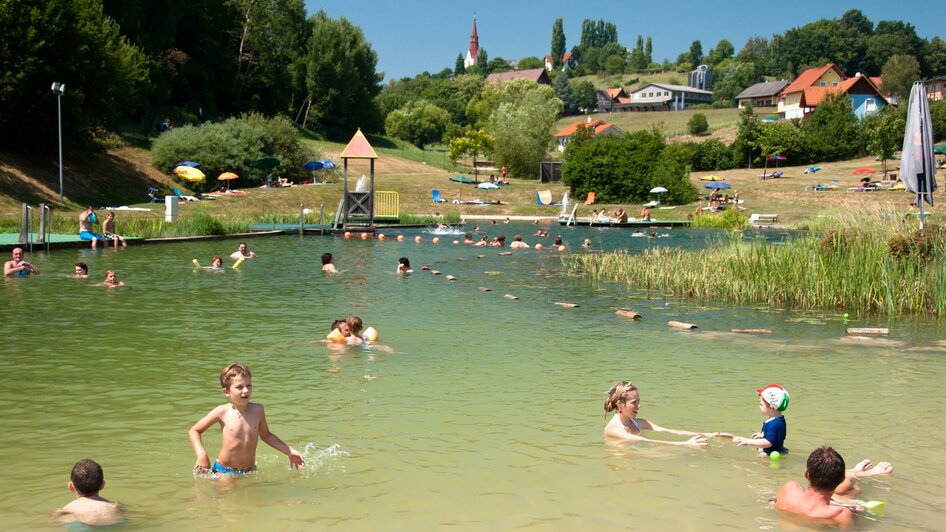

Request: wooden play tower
left=339, top=128, right=379, bottom=233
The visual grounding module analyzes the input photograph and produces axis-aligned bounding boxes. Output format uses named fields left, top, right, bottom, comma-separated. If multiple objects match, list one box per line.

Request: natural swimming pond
left=2, top=222, right=943, bottom=530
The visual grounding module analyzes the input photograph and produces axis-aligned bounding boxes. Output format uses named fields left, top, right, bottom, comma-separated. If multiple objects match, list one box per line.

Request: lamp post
left=51, top=82, right=65, bottom=203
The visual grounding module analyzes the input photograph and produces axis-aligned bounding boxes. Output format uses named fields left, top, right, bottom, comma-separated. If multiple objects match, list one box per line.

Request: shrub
left=687, top=113, right=709, bottom=135
left=887, top=225, right=946, bottom=260
left=692, top=209, right=748, bottom=229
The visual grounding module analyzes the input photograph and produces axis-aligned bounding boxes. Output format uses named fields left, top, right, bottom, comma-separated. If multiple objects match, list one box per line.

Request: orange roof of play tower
left=340, top=128, right=378, bottom=159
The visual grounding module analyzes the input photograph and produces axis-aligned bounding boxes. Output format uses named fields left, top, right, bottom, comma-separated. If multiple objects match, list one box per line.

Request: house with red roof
left=922, top=76, right=946, bottom=102
left=544, top=52, right=578, bottom=72
left=595, top=88, right=633, bottom=112
left=554, top=117, right=624, bottom=150
left=778, top=64, right=887, bottom=119
left=485, top=68, right=552, bottom=85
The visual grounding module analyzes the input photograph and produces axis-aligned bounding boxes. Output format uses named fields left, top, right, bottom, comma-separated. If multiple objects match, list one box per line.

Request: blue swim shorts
left=79, top=231, right=104, bottom=241
left=211, top=460, right=257, bottom=475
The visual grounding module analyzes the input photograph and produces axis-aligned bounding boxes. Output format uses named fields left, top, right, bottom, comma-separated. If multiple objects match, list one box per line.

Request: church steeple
left=464, top=16, right=479, bottom=69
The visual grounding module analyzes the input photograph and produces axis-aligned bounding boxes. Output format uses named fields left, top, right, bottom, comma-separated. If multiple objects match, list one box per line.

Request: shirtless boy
left=775, top=446, right=893, bottom=529
left=189, top=363, right=304, bottom=475
left=54, top=459, right=125, bottom=526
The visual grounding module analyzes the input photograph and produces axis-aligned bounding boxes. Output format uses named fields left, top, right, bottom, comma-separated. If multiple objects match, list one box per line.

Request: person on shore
left=614, top=208, right=628, bottom=223
left=463, top=233, right=475, bottom=245
left=230, top=242, right=257, bottom=260
left=501, top=165, right=508, bottom=182
left=397, top=257, right=413, bottom=274
left=640, top=206, right=651, bottom=221
left=189, top=363, right=305, bottom=476
left=73, top=262, right=89, bottom=278
left=4, top=247, right=41, bottom=276
left=603, top=381, right=716, bottom=447
left=101, top=212, right=127, bottom=248
left=321, top=252, right=337, bottom=273
left=729, top=384, right=788, bottom=456
left=54, top=459, right=125, bottom=526
left=97, top=270, right=125, bottom=288
left=509, top=235, right=530, bottom=249
left=775, top=446, right=893, bottom=529
left=79, top=206, right=105, bottom=250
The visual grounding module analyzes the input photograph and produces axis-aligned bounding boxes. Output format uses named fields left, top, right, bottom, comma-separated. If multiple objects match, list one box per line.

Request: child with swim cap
left=729, top=384, right=789, bottom=456
left=54, top=459, right=125, bottom=526
left=603, top=381, right=719, bottom=447
left=189, top=363, right=304, bottom=475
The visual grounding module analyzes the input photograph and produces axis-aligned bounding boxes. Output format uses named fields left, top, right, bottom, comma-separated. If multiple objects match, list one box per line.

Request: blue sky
left=303, top=0, right=946, bottom=81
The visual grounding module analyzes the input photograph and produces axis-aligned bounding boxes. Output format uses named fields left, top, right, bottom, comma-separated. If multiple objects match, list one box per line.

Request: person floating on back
left=603, top=380, right=720, bottom=447
left=729, top=384, right=788, bottom=456
left=775, top=446, right=893, bottom=529
left=54, top=459, right=125, bottom=526
left=189, top=363, right=304, bottom=476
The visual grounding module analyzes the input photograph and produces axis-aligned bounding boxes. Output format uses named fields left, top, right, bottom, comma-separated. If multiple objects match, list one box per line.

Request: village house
left=625, top=83, right=712, bottom=111
left=778, top=64, right=887, bottom=119
left=923, top=76, right=946, bottom=101
left=544, top=52, right=578, bottom=72
left=736, top=80, right=789, bottom=109
left=595, top=87, right=633, bottom=112
left=485, top=68, right=552, bottom=85
left=553, top=117, right=624, bottom=150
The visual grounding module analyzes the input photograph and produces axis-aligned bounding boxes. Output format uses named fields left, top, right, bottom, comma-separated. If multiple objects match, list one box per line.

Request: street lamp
left=51, top=82, right=65, bottom=203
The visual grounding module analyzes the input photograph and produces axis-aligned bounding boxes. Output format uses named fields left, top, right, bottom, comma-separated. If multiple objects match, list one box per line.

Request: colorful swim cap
left=755, top=384, right=789, bottom=411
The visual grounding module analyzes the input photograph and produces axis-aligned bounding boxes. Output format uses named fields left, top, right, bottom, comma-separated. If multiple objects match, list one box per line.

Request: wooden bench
left=749, top=213, right=778, bottom=224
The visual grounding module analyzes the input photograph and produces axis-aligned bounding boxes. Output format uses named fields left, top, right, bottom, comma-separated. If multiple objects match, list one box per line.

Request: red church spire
left=468, top=16, right=479, bottom=61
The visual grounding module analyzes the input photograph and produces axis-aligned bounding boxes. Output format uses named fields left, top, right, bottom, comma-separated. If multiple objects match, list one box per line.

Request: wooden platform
left=559, top=218, right=691, bottom=228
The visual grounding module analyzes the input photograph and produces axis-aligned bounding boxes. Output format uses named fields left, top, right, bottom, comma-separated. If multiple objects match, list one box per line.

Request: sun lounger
left=432, top=189, right=447, bottom=203
left=172, top=187, right=199, bottom=201
left=583, top=191, right=596, bottom=205
left=537, top=190, right=562, bottom=206
left=147, top=187, right=164, bottom=203
left=644, top=200, right=660, bottom=208
left=749, top=213, right=778, bottom=225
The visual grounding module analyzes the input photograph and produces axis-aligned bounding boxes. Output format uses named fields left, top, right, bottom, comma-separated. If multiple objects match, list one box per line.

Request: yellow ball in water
left=843, top=313, right=849, bottom=318
left=770, top=451, right=781, bottom=461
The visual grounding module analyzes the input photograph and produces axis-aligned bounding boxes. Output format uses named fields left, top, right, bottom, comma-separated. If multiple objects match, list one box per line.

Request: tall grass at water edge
left=564, top=206, right=946, bottom=316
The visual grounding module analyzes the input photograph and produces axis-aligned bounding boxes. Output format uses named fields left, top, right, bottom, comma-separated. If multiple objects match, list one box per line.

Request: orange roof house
left=554, top=118, right=624, bottom=150
left=778, top=64, right=887, bottom=119
left=485, top=68, right=552, bottom=85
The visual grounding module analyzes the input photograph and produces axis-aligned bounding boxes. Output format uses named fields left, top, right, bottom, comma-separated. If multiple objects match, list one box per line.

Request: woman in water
left=603, top=381, right=717, bottom=447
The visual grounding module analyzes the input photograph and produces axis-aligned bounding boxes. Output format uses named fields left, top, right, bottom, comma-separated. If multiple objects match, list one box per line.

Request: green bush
left=692, top=209, right=748, bottom=229
left=150, top=114, right=317, bottom=192
left=887, top=225, right=946, bottom=260
left=687, top=113, right=709, bottom=135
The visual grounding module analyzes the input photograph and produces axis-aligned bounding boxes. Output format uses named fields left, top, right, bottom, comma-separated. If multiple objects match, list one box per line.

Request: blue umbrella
left=303, top=161, right=324, bottom=171
left=172, top=161, right=200, bottom=169
left=704, top=182, right=731, bottom=190
left=317, top=160, right=336, bottom=170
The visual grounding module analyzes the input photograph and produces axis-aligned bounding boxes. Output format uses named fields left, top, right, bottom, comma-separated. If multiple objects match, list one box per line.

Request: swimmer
left=189, top=363, right=304, bottom=476
left=345, top=316, right=366, bottom=345
left=397, top=257, right=413, bottom=274
left=534, top=229, right=544, bottom=236
left=490, top=235, right=506, bottom=247
left=321, top=252, right=337, bottom=273
left=553, top=236, right=563, bottom=247
left=208, top=256, right=224, bottom=270
left=509, top=235, right=530, bottom=249
left=603, top=381, right=718, bottom=447
left=474, top=235, right=489, bottom=247
left=73, top=262, right=89, bottom=278
left=4, top=247, right=41, bottom=276
left=54, top=459, right=125, bottom=527
left=631, top=231, right=646, bottom=237
left=229, top=242, right=257, bottom=260
left=581, top=238, right=592, bottom=248
left=503, top=217, right=510, bottom=224
left=97, top=270, right=124, bottom=288
left=463, top=233, right=475, bottom=245
left=473, top=226, right=480, bottom=232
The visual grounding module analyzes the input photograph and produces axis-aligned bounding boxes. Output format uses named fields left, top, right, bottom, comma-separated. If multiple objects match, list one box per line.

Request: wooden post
left=299, top=203, right=304, bottom=235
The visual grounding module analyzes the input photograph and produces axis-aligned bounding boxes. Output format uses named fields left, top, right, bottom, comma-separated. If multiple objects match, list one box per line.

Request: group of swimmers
left=604, top=380, right=893, bottom=528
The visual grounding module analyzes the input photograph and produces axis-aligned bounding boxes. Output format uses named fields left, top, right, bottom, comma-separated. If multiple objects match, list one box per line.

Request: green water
left=2, top=224, right=944, bottom=530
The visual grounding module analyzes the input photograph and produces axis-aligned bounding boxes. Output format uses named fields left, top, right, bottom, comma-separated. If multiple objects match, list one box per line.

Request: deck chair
left=147, top=187, right=164, bottom=203
left=584, top=191, right=596, bottom=205
left=172, top=187, right=199, bottom=201
left=432, top=189, right=447, bottom=203
left=537, top=189, right=562, bottom=206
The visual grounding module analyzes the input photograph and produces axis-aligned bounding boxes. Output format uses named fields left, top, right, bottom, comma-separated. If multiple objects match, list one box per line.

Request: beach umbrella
left=450, top=175, right=476, bottom=184
left=704, top=182, right=731, bottom=190
left=476, top=181, right=499, bottom=190
left=649, top=186, right=668, bottom=194
left=217, top=171, right=239, bottom=191
left=303, top=161, right=324, bottom=171
left=250, top=157, right=280, bottom=170
left=172, top=161, right=200, bottom=169
left=173, top=166, right=205, bottom=182
left=317, top=159, right=336, bottom=169
left=874, top=155, right=900, bottom=161
left=699, top=175, right=723, bottom=181
left=767, top=155, right=787, bottom=170
left=851, top=168, right=875, bottom=175
left=934, top=145, right=946, bottom=155
left=901, top=81, right=938, bottom=228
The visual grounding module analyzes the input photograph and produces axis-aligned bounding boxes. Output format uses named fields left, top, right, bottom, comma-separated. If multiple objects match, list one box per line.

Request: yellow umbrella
left=217, top=172, right=239, bottom=191
left=700, top=175, right=724, bottom=181
left=173, top=166, right=206, bottom=182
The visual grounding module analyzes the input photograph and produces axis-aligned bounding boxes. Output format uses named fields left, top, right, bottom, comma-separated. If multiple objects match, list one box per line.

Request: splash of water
left=298, top=442, right=349, bottom=479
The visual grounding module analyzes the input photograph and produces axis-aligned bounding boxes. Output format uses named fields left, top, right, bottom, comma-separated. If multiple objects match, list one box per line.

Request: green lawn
left=554, top=108, right=741, bottom=139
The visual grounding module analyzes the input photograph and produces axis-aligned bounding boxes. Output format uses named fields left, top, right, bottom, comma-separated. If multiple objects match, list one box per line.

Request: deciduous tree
left=384, top=100, right=451, bottom=149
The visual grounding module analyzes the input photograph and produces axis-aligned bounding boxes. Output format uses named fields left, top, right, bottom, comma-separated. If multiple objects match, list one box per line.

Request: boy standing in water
left=189, top=363, right=304, bottom=475
left=730, top=384, right=789, bottom=456
left=54, top=459, right=125, bottom=526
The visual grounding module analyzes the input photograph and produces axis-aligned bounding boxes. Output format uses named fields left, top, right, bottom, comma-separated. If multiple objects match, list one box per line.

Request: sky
left=303, top=0, right=946, bottom=81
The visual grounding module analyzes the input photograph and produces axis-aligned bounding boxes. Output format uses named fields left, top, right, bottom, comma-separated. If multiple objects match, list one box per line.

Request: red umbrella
left=852, top=168, right=875, bottom=175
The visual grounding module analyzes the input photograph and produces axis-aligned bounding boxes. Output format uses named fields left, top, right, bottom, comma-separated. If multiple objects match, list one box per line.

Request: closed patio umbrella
left=901, top=81, right=938, bottom=228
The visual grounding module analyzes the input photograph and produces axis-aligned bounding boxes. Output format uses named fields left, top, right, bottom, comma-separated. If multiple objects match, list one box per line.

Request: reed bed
left=565, top=205, right=946, bottom=316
